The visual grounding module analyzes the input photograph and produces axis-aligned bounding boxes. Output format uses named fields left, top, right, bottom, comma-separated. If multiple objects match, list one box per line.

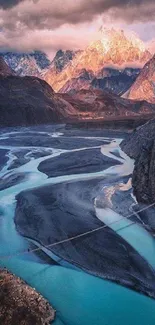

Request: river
left=0, top=124, right=154, bottom=325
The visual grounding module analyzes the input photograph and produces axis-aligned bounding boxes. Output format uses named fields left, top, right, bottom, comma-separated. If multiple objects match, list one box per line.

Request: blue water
left=1, top=256, right=155, bottom=325
left=0, top=129, right=155, bottom=325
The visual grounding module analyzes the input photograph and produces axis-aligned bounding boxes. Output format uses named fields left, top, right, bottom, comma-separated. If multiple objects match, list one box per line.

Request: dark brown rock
left=0, top=269, right=55, bottom=325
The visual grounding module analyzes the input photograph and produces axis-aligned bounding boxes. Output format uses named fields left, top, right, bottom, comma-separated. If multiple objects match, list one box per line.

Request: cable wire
left=0, top=202, right=155, bottom=261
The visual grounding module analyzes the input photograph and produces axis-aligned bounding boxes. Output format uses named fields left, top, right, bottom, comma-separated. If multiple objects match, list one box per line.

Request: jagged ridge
left=44, top=28, right=151, bottom=92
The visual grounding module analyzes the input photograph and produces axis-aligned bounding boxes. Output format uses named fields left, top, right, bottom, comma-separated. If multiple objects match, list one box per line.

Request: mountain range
left=1, top=28, right=153, bottom=97
left=0, top=54, right=155, bottom=127
left=1, top=27, right=155, bottom=126
left=60, top=67, right=141, bottom=96
left=44, top=28, right=151, bottom=94
left=0, top=56, right=78, bottom=126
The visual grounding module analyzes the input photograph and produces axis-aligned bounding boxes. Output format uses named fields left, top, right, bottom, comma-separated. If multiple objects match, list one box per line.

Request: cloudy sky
left=0, top=0, right=155, bottom=57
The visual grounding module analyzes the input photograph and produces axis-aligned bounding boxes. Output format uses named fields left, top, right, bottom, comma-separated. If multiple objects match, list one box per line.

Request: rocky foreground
left=0, top=269, right=55, bottom=324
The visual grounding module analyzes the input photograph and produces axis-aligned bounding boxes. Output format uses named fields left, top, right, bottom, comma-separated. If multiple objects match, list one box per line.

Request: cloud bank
left=1, top=0, right=155, bottom=29
left=0, top=0, right=154, bottom=54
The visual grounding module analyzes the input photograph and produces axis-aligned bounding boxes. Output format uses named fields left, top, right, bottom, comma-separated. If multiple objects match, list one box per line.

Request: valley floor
left=0, top=124, right=155, bottom=325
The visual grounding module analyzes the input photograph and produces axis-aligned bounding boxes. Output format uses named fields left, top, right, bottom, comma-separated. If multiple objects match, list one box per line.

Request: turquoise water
left=96, top=207, right=155, bottom=268
left=0, top=131, right=155, bottom=324
left=1, top=255, right=155, bottom=325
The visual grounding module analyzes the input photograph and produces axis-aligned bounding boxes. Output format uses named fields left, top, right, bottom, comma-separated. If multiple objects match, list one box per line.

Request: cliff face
left=132, top=140, right=155, bottom=204
left=121, top=119, right=155, bottom=158
left=121, top=119, right=155, bottom=205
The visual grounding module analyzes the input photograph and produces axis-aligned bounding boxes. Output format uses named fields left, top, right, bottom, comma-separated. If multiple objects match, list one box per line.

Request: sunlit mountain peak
left=44, top=28, right=151, bottom=92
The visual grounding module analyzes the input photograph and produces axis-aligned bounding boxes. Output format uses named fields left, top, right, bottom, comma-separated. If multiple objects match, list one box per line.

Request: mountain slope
left=44, top=49, right=77, bottom=90
left=44, top=28, right=151, bottom=92
left=0, top=75, right=76, bottom=127
left=2, top=51, right=51, bottom=77
left=50, top=50, right=76, bottom=73
left=125, top=55, right=155, bottom=103
left=60, top=68, right=140, bottom=95
left=121, top=119, right=155, bottom=159
left=60, top=69, right=95, bottom=93
left=60, top=89, right=155, bottom=120
left=0, top=58, right=154, bottom=127
left=0, top=56, right=15, bottom=76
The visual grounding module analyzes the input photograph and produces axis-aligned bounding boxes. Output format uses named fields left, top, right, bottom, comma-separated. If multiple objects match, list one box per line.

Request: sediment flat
left=38, top=147, right=121, bottom=177
left=15, top=178, right=155, bottom=298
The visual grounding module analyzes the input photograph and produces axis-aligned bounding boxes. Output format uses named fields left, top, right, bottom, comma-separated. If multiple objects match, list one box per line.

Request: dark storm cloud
left=20, top=0, right=155, bottom=27
left=0, top=0, right=155, bottom=54
left=0, top=0, right=24, bottom=9
left=0, top=0, right=155, bottom=30
left=0, top=0, right=38, bottom=9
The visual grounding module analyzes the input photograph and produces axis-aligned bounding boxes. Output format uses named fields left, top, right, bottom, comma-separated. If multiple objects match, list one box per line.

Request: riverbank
left=0, top=125, right=155, bottom=325
left=0, top=268, right=55, bottom=324
left=14, top=139, right=155, bottom=299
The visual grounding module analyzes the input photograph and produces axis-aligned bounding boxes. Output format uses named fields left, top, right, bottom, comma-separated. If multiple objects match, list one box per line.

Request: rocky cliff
left=121, top=119, right=155, bottom=160
left=132, top=140, right=155, bottom=204
left=121, top=119, right=155, bottom=230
